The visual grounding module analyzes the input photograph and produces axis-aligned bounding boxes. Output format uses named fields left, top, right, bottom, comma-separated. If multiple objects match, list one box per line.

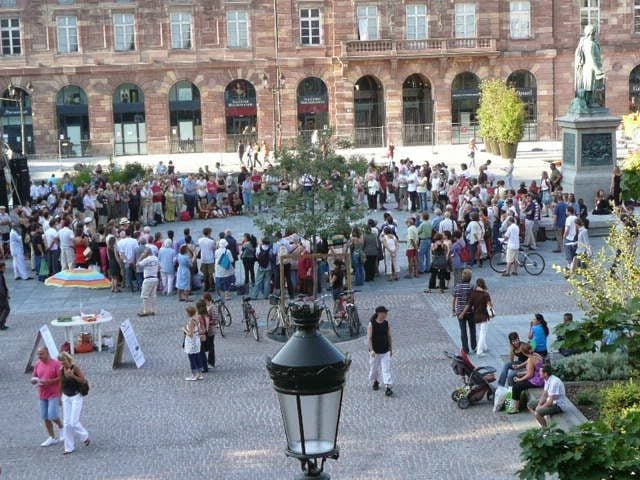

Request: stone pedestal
left=557, top=108, right=620, bottom=209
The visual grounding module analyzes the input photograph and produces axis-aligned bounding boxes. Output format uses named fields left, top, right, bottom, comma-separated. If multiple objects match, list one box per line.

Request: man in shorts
left=31, top=347, right=64, bottom=446
left=527, top=364, right=567, bottom=428
left=503, top=216, right=520, bottom=276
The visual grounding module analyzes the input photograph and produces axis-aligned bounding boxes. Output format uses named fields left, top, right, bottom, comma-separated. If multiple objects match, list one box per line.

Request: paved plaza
left=0, top=201, right=603, bottom=480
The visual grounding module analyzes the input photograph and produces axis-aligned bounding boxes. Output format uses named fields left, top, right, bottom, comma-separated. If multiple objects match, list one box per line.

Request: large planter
left=486, top=138, right=499, bottom=155
left=499, top=141, right=518, bottom=159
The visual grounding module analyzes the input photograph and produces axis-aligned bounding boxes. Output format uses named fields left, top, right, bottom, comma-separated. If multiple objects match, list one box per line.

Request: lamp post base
left=295, top=472, right=330, bottom=480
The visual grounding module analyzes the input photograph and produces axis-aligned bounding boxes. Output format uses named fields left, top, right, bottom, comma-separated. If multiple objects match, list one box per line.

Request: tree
left=554, top=221, right=640, bottom=367
left=253, top=132, right=368, bottom=244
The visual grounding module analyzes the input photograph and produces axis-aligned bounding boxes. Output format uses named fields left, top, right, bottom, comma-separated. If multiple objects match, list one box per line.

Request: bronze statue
left=574, top=25, right=606, bottom=108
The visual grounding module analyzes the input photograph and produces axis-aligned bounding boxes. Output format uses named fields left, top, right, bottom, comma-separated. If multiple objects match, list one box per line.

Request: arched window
left=402, top=74, right=433, bottom=145
left=56, top=86, right=90, bottom=157
left=630, top=65, right=640, bottom=113
left=354, top=75, right=385, bottom=147
left=169, top=81, right=202, bottom=153
left=297, top=77, right=329, bottom=135
left=451, top=72, right=480, bottom=144
left=224, top=79, right=257, bottom=152
left=113, top=83, right=146, bottom=155
left=507, top=70, right=538, bottom=140
left=0, top=86, right=35, bottom=154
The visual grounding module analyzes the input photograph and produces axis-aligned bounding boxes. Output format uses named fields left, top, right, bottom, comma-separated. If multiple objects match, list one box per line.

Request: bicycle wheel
left=249, top=312, right=260, bottom=341
left=331, top=306, right=344, bottom=329
left=489, top=249, right=508, bottom=273
left=266, top=305, right=279, bottom=333
left=218, top=318, right=225, bottom=338
left=348, top=307, right=361, bottom=337
left=219, top=304, right=232, bottom=327
left=522, top=252, right=545, bottom=276
left=324, top=308, right=342, bottom=337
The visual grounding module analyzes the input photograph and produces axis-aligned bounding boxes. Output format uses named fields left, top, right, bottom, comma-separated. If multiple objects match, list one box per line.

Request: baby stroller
left=445, top=350, right=496, bottom=409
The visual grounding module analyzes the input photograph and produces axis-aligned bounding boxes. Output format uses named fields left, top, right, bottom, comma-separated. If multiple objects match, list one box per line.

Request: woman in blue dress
left=176, top=244, right=193, bottom=302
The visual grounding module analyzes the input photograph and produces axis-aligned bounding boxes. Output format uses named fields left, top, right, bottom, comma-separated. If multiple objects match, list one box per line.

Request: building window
left=634, top=0, right=640, bottom=33
left=455, top=3, right=476, bottom=38
left=510, top=1, right=530, bottom=39
left=58, top=0, right=75, bottom=5
left=0, top=18, right=20, bottom=55
left=300, top=8, right=322, bottom=45
left=406, top=4, right=428, bottom=40
left=170, top=12, right=192, bottom=49
left=227, top=10, right=249, bottom=48
left=57, top=16, right=78, bottom=53
left=0, top=0, right=17, bottom=7
left=580, top=0, right=599, bottom=30
left=357, top=5, right=379, bottom=40
left=113, top=13, right=135, bottom=51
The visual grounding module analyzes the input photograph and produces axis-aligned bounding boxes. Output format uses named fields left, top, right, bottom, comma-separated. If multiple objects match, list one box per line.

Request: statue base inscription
left=557, top=110, right=620, bottom=210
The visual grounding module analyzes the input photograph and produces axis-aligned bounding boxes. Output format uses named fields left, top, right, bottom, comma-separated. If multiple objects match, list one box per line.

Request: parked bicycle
left=489, top=242, right=545, bottom=276
left=241, top=296, right=260, bottom=341
left=213, top=295, right=233, bottom=337
left=266, top=294, right=294, bottom=337
left=334, top=290, right=362, bottom=337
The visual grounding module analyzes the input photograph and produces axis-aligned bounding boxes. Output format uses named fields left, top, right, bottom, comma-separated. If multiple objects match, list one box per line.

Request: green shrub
left=108, top=162, right=148, bottom=184
left=601, top=380, right=640, bottom=428
left=519, top=382, right=640, bottom=480
left=575, top=389, right=600, bottom=406
left=72, top=167, right=93, bottom=187
left=553, top=351, right=632, bottom=382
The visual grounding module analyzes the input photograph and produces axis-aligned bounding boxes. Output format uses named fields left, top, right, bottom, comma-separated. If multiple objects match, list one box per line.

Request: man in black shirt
left=368, top=305, right=394, bottom=396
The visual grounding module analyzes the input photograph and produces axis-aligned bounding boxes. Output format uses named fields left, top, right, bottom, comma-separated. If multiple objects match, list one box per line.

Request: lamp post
left=266, top=302, right=351, bottom=479
left=5, top=82, right=26, bottom=155
left=263, top=69, right=286, bottom=152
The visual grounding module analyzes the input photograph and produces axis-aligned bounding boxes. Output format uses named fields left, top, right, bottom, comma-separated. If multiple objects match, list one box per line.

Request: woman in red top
left=73, top=226, right=89, bottom=268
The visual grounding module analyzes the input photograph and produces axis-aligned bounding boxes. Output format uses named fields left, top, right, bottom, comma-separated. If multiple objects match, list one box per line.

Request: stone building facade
left=0, top=0, right=640, bottom=158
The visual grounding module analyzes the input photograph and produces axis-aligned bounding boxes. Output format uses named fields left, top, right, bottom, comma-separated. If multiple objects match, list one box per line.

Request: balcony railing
left=402, top=123, right=434, bottom=146
left=353, top=126, right=385, bottom=148
left=169, top=137, right=204, bottom=154
left=225, top=133, right=258, bottom=153
left=344, top=38, right=497, bottom=58
left=58, top=139, right=93, bottom=158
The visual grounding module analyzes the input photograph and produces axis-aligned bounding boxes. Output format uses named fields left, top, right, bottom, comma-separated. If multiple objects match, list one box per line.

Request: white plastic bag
left=493, top=386, right=511, bottom=413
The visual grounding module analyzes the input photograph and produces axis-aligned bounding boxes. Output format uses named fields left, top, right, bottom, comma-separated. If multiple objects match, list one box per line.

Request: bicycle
left=315, top=293, right=342, bottom=338
left=241, top=296, right=260, bottom=341
left=333, top=290, right=362, bottom=337
left=213, top=295, right=233, bottom=337
left=489, top=242, right=545, bottom=276
left=266, top=294, right=294, bottom=337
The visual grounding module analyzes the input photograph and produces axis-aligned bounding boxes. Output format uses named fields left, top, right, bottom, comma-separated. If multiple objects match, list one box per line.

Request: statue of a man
left=574, top=25, right=606, bottom=107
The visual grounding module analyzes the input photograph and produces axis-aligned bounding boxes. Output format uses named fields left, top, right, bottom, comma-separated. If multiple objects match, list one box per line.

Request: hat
left=83, top=217, right=93, bottom=225
left=375, top=306, right=389, bottom=314
left=0, top=206, right=6, bottom=210
left=119, top=217, right=130, bottom=225
left=218, top=238, right=228, bottom=248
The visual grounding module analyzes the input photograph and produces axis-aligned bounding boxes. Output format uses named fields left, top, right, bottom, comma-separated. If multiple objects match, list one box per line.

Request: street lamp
left=266, top=302, right=351, bottom=479
left=3, top=82, right=27, bottom=155
left=263, top=69, right=286, bottom=152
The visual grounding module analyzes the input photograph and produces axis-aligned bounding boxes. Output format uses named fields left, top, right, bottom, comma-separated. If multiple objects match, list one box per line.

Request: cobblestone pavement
left=0, top=212, right=603, bottom=480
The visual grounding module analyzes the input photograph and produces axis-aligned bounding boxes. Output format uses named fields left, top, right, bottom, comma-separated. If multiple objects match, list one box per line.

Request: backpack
left=432, top=246, right=448, bottom=270
left=257, top=247, right=270, bottom=269
left=218, top=250, right=232, bottom=269
left=460, top=243, right=473, bottom=264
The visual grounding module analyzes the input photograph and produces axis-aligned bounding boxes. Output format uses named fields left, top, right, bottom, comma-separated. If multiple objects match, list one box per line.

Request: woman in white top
left=381, top=227, right=399, bottom=281
left=366, top=174, right=379, bottom=211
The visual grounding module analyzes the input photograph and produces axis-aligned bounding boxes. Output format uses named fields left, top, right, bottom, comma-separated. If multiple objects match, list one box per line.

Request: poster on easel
left=25, top=325, right=60, bottom=373
left=112, top=319, right=145, bottom=369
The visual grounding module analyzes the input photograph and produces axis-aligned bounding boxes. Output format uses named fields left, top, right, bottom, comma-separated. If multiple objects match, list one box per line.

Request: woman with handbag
left=57, top=352, right=90, bottom=454
left=195, top=300, right=211, bottom=373
left=465, top=278, right=494, bottom=356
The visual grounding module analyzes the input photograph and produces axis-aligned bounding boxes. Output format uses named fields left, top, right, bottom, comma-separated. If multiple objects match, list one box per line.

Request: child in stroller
left=445, top=350, right=496, bottom=409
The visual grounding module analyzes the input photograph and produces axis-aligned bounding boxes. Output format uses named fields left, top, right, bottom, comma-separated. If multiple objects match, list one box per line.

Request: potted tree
left=496, top=86, right=525, bottom=159
left=477, top=79, right=502, bottom=154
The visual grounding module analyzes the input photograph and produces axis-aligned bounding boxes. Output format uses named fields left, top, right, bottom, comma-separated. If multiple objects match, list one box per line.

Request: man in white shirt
left=43, top=218, right=60, bottom=274
left=117, top=231, right=139, bottom=291
left=58, top=221, right=75, bottom=270
left=503, top=216, right=520, bottom=276
left=406, top=168, right=419, bottom=212
left=197, top=227, right=216, bottom=292
left=564, top=205, right=579, bottom=268
left=438, top=211, right=457, bottom=235
left=405, top=217, right=419, bottom=278
left=527, top=364, right=567, bottom=428
left=136, top=247, right=159, bottom=317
